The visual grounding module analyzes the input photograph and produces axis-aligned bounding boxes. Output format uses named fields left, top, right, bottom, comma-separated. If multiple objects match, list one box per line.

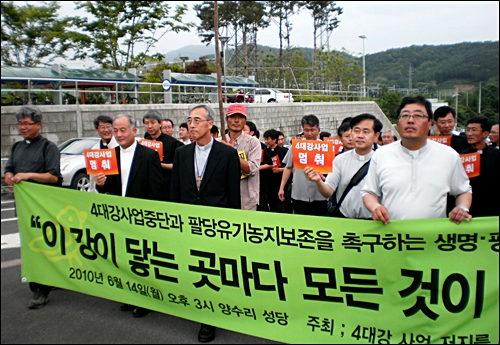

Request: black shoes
left=120, top=303, right=134, bottom=311
left=198, top=324, right=216, bottom=343
left=120, top=304, right=147, bottom=317
left=133, top=307, right=147, bottom=318
left=28, top=290, right=49, bottom=309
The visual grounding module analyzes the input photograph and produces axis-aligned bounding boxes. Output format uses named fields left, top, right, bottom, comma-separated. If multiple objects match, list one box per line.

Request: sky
left=43, top=1, right=500, bottom=68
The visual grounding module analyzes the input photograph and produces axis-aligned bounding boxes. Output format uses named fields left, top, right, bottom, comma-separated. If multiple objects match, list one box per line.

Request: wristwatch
left=458, top=206, right=469, bottom=213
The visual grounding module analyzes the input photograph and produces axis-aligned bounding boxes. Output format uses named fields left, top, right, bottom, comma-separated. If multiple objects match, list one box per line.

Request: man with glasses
left=87, top=115, right=118, bottom=192
left=4, top=106, right=62, bottom=309
left=433, top=106, right=469, bottom=153
left=171, top=104, right=241, bottom=342
left=461, top=116, right=499, bottom=217
left=362, top=96, right=472, bottom=225
left=489, top=123, right=499, bottom=149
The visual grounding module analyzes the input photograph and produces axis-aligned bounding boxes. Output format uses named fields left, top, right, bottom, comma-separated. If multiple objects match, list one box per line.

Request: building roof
left=170, top=73, right=258, bottom=87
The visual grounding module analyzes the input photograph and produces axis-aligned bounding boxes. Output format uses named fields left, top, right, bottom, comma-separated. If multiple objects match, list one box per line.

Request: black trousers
left=29, top=282, right=51, bottom=295
left=292, top=199, right=327, bottom=217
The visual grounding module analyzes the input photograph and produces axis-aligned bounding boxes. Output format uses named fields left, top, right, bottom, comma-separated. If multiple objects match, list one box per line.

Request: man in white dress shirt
left=305, top=113, right=382, bottom=219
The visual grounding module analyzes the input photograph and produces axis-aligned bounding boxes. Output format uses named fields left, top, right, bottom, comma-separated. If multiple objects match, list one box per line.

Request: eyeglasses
left=398, top=114, right=428, bottom=121
left=187, top=118, right=209, bottom=125
left=17, top=122, right=38, bottom=127
left=98, top=125, right=113, bottom=130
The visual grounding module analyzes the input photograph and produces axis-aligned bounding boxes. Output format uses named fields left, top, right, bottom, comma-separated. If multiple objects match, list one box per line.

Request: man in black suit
left=142, top=110, right=184, bottom=201
left=95, top=114, right=163, bottom=317
left=433, top=106, right=469, bottom=153
left=171, top=104, right=241, bottom=342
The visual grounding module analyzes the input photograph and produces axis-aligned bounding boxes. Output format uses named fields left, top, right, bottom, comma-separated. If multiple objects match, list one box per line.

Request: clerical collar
left=400, top=140, right=429, bottom=157
left=25, top=135, right=41, bottom=145
left=353, top=149, right=374, bottom=161
left=196, top=137, right=214, bottom=151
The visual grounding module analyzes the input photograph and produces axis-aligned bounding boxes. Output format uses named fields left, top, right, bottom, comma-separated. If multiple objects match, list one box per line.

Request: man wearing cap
left=224, top=104, right=261, bottom=210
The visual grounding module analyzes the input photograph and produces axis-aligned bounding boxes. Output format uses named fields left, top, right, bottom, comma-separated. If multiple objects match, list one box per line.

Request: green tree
left=267, top=1, right=303, bottom=79
left=303, top=1, right=342, bottom=90
left=238, top=1, right=269, bottom=77
left=316, top=48, right=362, bottom=92
left=1, top=1, right=76, bottom=66
left=71, top=1, right=194, bottom=70
left=194, top=1, right=268, bottom=77
left=290, top=48, right=310, bottom=89
left=375, top=86, right=403, bottom=122
left=186, top=58, right=214, bottom=74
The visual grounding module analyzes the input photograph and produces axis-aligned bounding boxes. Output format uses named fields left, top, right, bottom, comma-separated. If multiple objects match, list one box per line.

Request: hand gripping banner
left=15, top=182, right=499, bottom=344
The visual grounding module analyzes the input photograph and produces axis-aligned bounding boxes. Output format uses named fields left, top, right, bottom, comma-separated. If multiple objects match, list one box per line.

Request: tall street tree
left=194, top=1, right=268, bottom=78
left=267, top=1, right=303, bottom=81
left=1, top=1, right=76, bottom=66
left=303, top=1, right=343, bottom=90
left=71, top=1, right=194, bottom=70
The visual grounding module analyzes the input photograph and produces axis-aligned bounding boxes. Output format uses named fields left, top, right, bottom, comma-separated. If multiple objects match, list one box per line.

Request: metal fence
left=1, top=76, right=365, bottom=106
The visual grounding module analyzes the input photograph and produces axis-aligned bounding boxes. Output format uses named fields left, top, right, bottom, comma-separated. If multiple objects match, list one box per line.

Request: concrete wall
left=1, top=101, right=394, bottom=176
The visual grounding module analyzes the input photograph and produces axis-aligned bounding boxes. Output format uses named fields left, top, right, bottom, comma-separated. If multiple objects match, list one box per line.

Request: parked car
left=249, top=88, right=294, bottom=103
left=58, top=137, right=100, bottom=191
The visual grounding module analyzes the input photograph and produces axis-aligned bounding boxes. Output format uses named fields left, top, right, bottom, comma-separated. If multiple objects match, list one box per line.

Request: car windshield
left=59, top=138, right=99, bottom=155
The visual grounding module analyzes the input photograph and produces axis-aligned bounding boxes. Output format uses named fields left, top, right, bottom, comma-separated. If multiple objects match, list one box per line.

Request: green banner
left=16, top=182, right=499, bottom=344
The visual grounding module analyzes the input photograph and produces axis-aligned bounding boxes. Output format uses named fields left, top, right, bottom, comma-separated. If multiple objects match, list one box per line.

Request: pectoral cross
left=197, top=176, right=202, bottom=189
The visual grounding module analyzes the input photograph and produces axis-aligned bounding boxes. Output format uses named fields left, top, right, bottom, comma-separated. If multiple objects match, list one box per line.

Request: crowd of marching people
left=5, top=95, right=499, bottom=342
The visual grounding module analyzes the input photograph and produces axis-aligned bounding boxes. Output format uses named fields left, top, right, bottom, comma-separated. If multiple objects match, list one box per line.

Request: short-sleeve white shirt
left=325, top=149, right=374, bottom=219
left=361, top=140, right=471, bottom=220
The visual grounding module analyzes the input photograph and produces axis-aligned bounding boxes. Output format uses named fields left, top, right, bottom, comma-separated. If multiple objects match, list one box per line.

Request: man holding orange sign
left=278, top=115, right=328, bottom=216
left=87, top=115, right=118, bottom=193
left=304, top=114, right=383, bottom=219
left=432, top=106, right=469, bottom=153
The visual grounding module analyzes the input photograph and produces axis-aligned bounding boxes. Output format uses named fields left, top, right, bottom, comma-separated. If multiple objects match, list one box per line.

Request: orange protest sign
left=83, top=149, right=119, bottom=175
left=291, top=139, right=335, bottom=174
left=428, top=135, right=452, bottom=146
left=138, top=139, right=164, bottom=161
left=323, top=136, right=344, bottom=154
left=460, top=152, right=481, bottom=178
left=271, top=154, right=281, bottom=169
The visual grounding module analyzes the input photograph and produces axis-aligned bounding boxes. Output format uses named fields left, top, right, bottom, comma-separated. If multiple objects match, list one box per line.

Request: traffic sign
left=162, top=79, right=171, bottom=91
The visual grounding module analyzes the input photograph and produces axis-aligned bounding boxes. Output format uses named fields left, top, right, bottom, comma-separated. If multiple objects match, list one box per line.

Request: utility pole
left=478, top=81, right=482, bottom=114
left=409, top=64, right=412, bottom=94
left=213, top=1, right=226, bottom=142
left=359, top=35, right=366, bottom=98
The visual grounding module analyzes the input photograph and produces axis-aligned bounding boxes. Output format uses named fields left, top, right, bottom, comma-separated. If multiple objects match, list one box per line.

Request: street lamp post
left=453, top=92, right=459, bottom=118
left=180, top=56, right=189, bottom=73
left=359, top=35, right=367, bottom=99
left=219, top=36, right=230, bottom=103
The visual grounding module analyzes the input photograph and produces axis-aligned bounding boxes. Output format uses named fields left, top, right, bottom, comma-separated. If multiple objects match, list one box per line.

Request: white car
left=250, top=88, right=294, bottom=103
left=58, top=137, right=100, bottom=191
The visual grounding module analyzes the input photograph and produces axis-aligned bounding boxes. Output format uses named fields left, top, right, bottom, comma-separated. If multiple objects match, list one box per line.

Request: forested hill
left=365, top=41, right=499, bottom=89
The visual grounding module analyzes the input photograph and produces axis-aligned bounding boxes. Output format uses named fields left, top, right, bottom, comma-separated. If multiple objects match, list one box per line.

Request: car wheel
left=73, top=172, right=90, bottom=191
left=268, top=99, right=278, bottom=103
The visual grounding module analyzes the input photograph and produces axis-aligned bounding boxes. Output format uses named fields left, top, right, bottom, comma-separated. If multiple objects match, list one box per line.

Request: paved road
left=1, top=191, right=280, bottom=344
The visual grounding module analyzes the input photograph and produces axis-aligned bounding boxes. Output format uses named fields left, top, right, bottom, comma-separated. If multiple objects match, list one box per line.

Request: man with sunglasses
left=361, top=96, right=472, bottom=225
left=4, top=106, right=62, bottom=309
